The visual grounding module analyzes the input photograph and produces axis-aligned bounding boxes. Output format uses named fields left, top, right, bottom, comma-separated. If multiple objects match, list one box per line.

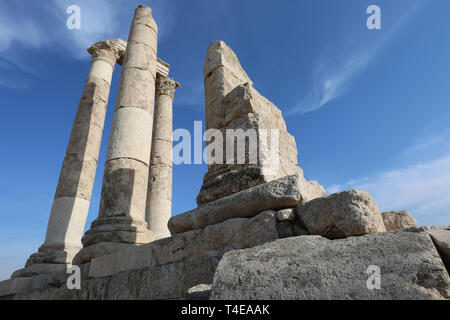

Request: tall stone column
left=78, top=6, right=158, bottom=259
left=21, top=40, right=126, bottom=272
left=146, top=75, right=179, bottom=239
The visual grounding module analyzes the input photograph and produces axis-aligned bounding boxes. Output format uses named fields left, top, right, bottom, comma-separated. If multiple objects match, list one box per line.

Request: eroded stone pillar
left=23, top=40, right=126, bottom=270
left=79, top=6, right=158, bottom=257
left=146, top=75, right=179, bottom=239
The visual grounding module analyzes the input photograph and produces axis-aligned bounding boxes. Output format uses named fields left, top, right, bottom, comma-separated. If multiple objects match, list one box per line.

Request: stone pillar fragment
left=196, top=41, right=326, bottom=206
left=78, top=6, right=158, bottom=258
left=146, top=75, right=179, bottom=239
left=23, top=40, right=126, bottom=269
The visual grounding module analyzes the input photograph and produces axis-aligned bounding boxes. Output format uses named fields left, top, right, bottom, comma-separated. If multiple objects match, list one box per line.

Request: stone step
left=169, top=174, right=304, bottom=235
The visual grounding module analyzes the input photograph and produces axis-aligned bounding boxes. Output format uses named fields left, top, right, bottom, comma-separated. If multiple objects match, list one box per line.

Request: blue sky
left=1, top=0, right=449, bottom=280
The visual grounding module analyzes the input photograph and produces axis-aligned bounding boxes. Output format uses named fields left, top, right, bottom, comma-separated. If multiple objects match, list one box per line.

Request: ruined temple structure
left=1, top=5, right=449, bottom=300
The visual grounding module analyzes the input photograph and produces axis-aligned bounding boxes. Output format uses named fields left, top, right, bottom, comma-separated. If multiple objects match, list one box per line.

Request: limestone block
left=169, top=174, right=304, bottom=234
left=296, top=189, right=386, bottom=239
left=0, top=278, right=31, bottom=297
left=26, top=244, right=81, bottom=266
left=204, top=40, right=252, bottom=85
left=11, top=264, right=68, bottom=278
left=115, top=68, right=156, bottom=114
left=276, top=221, right=295, bottom=238
left=54, top=156, right=98, bottom=200
left=205, top=99, right=226, bottom=130
left=210, top=229, right=450, bottom=300
left=66, top=122, right=103, bottom=161
left=15, top=257, right=218, bottom=300
left=198, top=162, right=324, bottom=206
left=222, top=83, right=286, bottom=129
left=106, top=107, right=153, bottom=165
left=88, top=58, right=115, bottom=84
left=149, top=141, right=173, bottom=166
left=427, top=229, right=450, bottom=273
left=204, top=67, right=249, bottom=109
left=199, top=59, right=326, bottom=205
left=77, top=79, right=110, bottom=129
left=382, top=210, right=419, bottom=231
left=127, top=23, right=158, bottom=55
left=301, top=179, right=327, bottom=202
left=82, top=218, right=153, bottom=247
left=276, top=208, right=296, bottom=222
left=74, top=242, right=136, bottom=265
left=44, top=197, right=90, bottom=246
left=98, top=158, right=149, bottom=220
left=185, top=284, right=212, bottom=300
left=197, top=165, right=265, bottom=205
left=88, top=211, right=278, bottom=278
left=122, top=41, right=157, bottom=72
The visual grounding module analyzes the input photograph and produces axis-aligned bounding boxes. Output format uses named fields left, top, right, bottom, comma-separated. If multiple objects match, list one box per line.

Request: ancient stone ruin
left=0, top=5, right=449, bottom=300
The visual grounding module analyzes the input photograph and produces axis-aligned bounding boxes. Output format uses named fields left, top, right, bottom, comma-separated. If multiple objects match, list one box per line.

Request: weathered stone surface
left=54, top=156, right=98, bottom=201
left=210, top=229, right=450, bottom=300
left=276, top=208, right=296, bottom=222
left=204, top=41, right=252, bottom=115
left=198, top=42, right=325, bottom=205
left=11, top=264, right=67, bottom=278
left=186, top=284, right=212, bottom=300
left=73, top=242, right=138, bottom=265
left=0, top=273, right=68, bottom=299
left=12, top=209, right=277, bottom=299
left=26, top=244, right=80, bottom=266
left=115, top=67, right=156, bottom=113
left=146, top=75, right=179, bottom=239
left=427, top=229, right=450, bottom=273
left=81, top=217, right=153, bottom=248
left=382, top=210, right=419, bottom=231
left=98, top=158, right=149, bottom=221
left=14, top=257, right=218, bottom=300
left=169, top=174, right=304, bottom=234
left=296, top=189, right=386, bottom=239
left=0, top=278, right=32, bottom=297
left=44, top=197, right=90, bottom=247
left=106, top=107, right=153, bottom=165
left=88, top=211, right=278, bottom=278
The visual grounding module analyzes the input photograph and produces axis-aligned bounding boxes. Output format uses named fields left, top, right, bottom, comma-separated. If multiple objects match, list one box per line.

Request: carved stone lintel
left=156, top=75, right=180, bottom=98
left=87, top=39, right=127, bottom=66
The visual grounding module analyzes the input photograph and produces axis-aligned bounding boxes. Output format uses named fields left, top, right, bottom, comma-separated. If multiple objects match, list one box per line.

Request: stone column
left=78, top=6, right=158, bottom=258
left=146, top=75, right=179, bottom=239
left=23, top=40, right=126, bottom=270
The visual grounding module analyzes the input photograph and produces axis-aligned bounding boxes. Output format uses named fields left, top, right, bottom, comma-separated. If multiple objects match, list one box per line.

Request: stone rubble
left=296, top=189, right=386, bottom=239
left=210, top=229, right=450, bottom=300
left=382, top=210, right=420, bottom=231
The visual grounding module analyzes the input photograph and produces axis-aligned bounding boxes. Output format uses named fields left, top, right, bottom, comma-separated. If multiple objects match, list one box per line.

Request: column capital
left=87, top=39, right=127, bottom=66
left=156, top=75, right=180, bottom=98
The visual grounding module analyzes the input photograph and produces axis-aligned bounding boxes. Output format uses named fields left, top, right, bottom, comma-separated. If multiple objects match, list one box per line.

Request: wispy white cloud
left=0, top=0, right=175, bottom=88
left=288, top=0, right=425, bottom=116
left=327, top=130, right=450, bottom=226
